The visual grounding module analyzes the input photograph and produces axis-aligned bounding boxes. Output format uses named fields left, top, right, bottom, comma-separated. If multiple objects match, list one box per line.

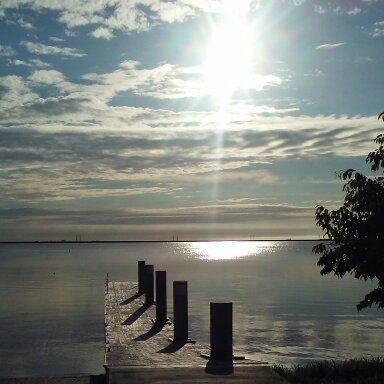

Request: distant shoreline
left=0, top=239, right=328, bottom=244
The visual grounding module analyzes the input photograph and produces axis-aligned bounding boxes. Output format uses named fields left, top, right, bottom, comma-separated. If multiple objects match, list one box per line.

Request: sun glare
left=203, top=0, right=254, bottom=114
left=191, top=241, right=268, bottom=261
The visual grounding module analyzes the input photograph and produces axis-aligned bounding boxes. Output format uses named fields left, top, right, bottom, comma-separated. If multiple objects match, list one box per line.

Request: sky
left=1, top=0, right=384, bottom=242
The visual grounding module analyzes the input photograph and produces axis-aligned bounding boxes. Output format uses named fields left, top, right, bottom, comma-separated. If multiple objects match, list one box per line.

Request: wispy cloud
left=49, top=37, right=66, bottom=42
left=313, top=3, right=372, bottom=15
left=17, top=17, right=34, bottom=29
left=370, top=21, right=384, bottom=38
left=29, top=58, right=51, bottom=68
left=14, top=59, right=31, bottom=66
left=316, top=42, right=346, bottom=49
left=0, top=203, right=316, bottom=237
left=314, top=5, right=326, bottom=14
left=354, top=57, right=374, bottom=64
left=20, top=41, right=86, bottom=57
left=13, top=58, right=52, bottom=68
left=3, top=13, right=34, bottom=30
left=0, top=44, right=15, bottom=57
left=347, top=8, right=361, bottom=15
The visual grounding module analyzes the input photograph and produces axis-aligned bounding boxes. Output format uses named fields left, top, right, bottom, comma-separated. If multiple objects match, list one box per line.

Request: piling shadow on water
left=121, top=303, right=151, bottom=325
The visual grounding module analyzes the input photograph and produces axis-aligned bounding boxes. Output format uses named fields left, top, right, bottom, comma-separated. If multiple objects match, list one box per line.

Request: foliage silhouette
left=313, top=113, right=384, bottom=311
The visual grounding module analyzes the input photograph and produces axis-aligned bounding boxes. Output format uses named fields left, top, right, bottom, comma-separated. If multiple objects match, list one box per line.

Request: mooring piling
left=155, top=270, right=167, bottom=324
left=138, top=260, right=146, bottom=294
left=173, top=281, right=188, bottom=343
left=210, top=302, right=233, bottom=360
left=145, top=264, right=154, bottom=305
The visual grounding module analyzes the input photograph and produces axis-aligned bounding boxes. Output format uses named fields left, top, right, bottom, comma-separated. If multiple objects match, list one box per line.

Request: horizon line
left=0, top=239, right=329, bottom=244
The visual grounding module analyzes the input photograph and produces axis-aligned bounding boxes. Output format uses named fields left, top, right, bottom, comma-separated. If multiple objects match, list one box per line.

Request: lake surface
left=0, top=241, right=383, bottom=377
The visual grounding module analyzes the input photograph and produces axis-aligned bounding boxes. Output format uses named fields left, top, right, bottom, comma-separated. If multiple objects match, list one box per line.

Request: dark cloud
left=0, top=203, right=313, bottom=228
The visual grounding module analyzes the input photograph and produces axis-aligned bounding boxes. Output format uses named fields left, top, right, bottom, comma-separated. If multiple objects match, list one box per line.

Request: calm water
left=0, top=241, right=383, bottom=377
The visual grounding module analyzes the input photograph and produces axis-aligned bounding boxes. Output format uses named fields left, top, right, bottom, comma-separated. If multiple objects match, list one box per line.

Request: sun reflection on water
left=189, top=241, right=270, bottom=260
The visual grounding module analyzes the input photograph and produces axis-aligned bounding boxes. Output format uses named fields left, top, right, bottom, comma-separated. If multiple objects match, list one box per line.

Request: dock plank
left=105, top=282, right=288, bottom=383
left=105, top=282, right=208, bottom=367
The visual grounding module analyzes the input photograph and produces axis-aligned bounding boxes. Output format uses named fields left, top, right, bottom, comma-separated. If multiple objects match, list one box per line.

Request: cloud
left=2, top=12, right=34, bottom=29
left=304, top=69, right=324, bottom=77
left=28, top=69, right=67, bottom=85
left=13, top=58, right=51, bottom=68
left=145, top=1, right=195, bottom=23
left=90, top=27, right=114, bottom=39
left=81, top=61, right=203, bottom=100
left=49, top=37, right=66, bottom=42
left=58, top=10, right=104, bottom=29
left=316, top=42, right=346, bottom=49
left=80, top=60, right=284, bottom=102
left=354, top=57, right=374, bottom=64
left=312, top=1, right=376, bottom=15
left=247, top=74, right=283, bottom=91
left=347, top=8, right=361, bottom=15
left=0, top=108, right=381, bottom=210
left=0, top=64, right=381, bottom=240
left=17, top=17, right=34, bottom=29
left=166, top=169, right=281, bottom=185
left=314, top=5, right=326, bottom=14
left=29, top=58, right=51, bottom=68
left=13, top=58, right=52, bottom=67
left=0, top=202, right=315, bottom=230
left=0, top=44, right=15, bottom=57
left=0, top=57, right=381, bottom=220
left=20, top=41, right=86, bottom=57
left=0, top=75, right=39, bottom=109
left=370, top=21, right=384, bottom=38
left=14, top=59, right=31, bottom=66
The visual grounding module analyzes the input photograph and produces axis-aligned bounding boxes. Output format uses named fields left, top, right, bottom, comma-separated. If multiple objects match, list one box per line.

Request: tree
left=313, top=113, right=384, bottom=311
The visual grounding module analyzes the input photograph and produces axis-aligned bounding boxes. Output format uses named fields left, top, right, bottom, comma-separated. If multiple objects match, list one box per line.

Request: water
left=0, top=241, right=383, bottom=377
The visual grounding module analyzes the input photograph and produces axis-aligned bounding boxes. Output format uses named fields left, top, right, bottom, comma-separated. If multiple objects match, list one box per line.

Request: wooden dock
left=105, top=282, right=288, bottom=383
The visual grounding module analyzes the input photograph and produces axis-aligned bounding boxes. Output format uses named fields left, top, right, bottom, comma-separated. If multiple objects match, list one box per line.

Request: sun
left=203, top=0, right=254, bottom=114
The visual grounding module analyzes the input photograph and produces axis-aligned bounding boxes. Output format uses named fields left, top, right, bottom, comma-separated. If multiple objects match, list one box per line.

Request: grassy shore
left=274, top=357, right=384, bottom=384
